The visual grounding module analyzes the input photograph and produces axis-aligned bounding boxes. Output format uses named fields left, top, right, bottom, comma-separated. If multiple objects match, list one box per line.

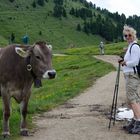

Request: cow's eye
left=36, top=56, right=41, bottom=60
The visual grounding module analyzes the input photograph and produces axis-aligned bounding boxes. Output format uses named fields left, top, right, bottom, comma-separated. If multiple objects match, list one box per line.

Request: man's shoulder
left=130, top=43, right=140, bottom=54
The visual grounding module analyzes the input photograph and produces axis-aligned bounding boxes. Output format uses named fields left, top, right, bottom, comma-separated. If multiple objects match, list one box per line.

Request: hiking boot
left=123, top=119, right=135, bottom=131
left=128, top=121, right=140, bottom=134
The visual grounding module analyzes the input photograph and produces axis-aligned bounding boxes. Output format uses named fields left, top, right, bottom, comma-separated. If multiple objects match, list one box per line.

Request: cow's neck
left=26, top=56, right=42, bottom=88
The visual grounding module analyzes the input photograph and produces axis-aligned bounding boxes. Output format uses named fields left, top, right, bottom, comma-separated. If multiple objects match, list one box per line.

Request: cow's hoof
left=2, top=131, right=10, bottom=138
left=20, top=129, right=29, bottom=136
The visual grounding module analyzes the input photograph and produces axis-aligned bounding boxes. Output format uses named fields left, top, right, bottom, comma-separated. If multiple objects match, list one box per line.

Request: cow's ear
left=15, top=47, right=29, bottom=57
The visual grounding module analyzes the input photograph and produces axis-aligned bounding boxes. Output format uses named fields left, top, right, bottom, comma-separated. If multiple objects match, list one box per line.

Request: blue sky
left=87, top=0, right=140, bottom=17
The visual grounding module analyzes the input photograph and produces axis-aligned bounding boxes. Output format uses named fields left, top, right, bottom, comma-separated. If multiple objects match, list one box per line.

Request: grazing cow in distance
left=0, top=41, right=56, bottom=137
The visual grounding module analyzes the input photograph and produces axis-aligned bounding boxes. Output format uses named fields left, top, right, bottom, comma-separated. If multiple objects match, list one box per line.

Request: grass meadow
left=0, top=10, right=103, bottom=50
left=64, top=41, right=128, bottom=55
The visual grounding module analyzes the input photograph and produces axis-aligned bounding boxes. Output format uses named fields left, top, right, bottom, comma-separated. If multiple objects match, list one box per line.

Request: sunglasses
left=124, top=34, right=132, bottom=38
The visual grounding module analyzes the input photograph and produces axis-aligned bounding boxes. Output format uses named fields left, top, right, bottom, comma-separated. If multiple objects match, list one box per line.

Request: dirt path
left=22, top=55, right=140, bottom=140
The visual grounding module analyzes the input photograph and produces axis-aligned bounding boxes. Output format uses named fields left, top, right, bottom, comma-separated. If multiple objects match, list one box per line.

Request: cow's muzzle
left=43, top=70, right=56, bottom=79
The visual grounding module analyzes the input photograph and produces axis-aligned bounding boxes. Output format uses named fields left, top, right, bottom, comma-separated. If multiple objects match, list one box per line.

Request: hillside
left=0, top=0, right=140, bottom=50
left=0, top=0, right=104, bottom=50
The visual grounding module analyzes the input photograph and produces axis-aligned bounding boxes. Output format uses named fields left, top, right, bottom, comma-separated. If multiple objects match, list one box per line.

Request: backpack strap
left=129, top=43, right=140, bottom=74
left=129, top=43, right=140, bottom=54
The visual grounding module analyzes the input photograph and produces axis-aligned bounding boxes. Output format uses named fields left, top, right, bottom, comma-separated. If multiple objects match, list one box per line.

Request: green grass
left=0, top=35, right=9, bottom=47
left=0, top=0, right=104, bottom=49
left=0, top=53, right=115, bottom=138
left=29, top=55, right=115, bottom=112
left=1, top=12, right=104, bottom=48
left=64, top=41, right=128, bottom=55
left=0, top=11, right=103, bottom=49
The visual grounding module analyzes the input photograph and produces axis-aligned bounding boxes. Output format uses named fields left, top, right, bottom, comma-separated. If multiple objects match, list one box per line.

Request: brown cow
left=0, top=41, right=56, bottom=137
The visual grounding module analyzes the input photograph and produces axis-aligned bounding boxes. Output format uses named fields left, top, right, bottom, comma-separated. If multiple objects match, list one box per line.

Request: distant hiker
left=22, top=34, right=29, bottom=44
left=118, top=25, right=140, bottom=134
left=99, top=41, right=104, bottom=55
left=10, top=32, right=15, bottom=44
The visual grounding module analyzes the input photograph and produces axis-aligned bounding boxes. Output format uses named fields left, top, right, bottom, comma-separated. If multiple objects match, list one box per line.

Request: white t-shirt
left=122, top=41, right=140, bottom=73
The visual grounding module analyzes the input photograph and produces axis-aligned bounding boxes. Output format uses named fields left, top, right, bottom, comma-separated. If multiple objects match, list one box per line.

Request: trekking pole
left=108, top=63, right=121, bottom=129
left=113, top=63, right=121, bottom=125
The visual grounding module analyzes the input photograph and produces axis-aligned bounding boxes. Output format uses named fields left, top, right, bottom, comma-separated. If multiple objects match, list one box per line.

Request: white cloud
left=87, top=0, right=140, bottom=17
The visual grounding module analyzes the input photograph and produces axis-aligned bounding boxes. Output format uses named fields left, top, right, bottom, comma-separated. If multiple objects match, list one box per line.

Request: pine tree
left=37, top=0, right=45, bottom=6
left=62, top=8, right=67, bottom=17
left=32, top=1, right=36, bottom=8
left=69, top=8, right=75, bottom=15
left=9, top=0, right=15, bottom=2
left=53, top=5, right=63, bottom=17
left=54, top=0, right=63, bottom=5
left=76, top=24, right=81, bottom=31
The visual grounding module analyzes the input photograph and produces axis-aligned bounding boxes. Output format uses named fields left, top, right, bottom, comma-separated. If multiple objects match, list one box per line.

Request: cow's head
left=15, top=41, right=56, bottom=87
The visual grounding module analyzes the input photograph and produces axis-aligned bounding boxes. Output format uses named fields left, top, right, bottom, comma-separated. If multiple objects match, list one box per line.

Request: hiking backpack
left=129, top=43, right=140, bottom=76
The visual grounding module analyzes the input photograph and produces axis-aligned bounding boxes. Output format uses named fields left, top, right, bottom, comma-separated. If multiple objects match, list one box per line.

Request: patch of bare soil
left=22, top=55, right=140, bottom=140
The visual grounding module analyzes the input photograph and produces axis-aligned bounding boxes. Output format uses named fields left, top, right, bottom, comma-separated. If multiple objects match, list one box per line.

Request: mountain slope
left=0, top=0, right=104, bottom=49
left=0, top=0, right=139, bottom=50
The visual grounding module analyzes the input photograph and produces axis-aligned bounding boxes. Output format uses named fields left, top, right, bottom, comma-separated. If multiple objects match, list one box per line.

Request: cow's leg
left=20, top=93, right=31, bottom=136
left=1, top=94, right=11, bottom=137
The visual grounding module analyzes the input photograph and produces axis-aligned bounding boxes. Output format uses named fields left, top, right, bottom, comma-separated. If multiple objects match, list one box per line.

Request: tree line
left=74, top=1, right=140, bottom=42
